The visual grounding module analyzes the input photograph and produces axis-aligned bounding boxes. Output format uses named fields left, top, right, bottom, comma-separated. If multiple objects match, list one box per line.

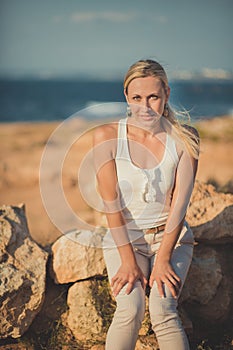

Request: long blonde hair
left=124, top=59, right=200, bottom=159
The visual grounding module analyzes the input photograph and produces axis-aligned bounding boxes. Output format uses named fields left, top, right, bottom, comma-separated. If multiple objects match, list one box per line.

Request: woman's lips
left=140, top=114, right=155, bottom=120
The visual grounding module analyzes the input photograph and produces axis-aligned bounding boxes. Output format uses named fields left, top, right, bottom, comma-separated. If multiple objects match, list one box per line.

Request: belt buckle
left=143, top=224, right=165, bottom=235
left=143, top=226, right=158, bottom=235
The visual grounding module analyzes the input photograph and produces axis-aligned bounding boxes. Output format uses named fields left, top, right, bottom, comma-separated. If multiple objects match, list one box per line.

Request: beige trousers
left=103, top=223, right=194, bottom=350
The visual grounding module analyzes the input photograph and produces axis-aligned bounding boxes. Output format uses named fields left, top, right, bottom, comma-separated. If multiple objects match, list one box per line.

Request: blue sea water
left=0, top=78, right=232, bottom=123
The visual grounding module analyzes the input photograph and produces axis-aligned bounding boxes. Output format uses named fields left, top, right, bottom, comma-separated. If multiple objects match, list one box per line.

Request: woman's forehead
left=127, top=76, right=164, bottom=93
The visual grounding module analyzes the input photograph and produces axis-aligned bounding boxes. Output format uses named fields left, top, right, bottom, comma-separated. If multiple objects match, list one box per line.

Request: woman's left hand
left=149, top=259, right=181, bottom=298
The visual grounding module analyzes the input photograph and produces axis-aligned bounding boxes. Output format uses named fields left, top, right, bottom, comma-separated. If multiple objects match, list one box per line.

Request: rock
left=181, top=245, right=222, bottom=305
left=0, top=343, right=34, bottom=350
left=181, top=181, right=233, bottom=326
left=90, top=345, right=105, bottom=350
left=187, top=181, right=233, bottom=244
left=179, top=306, right=194, bottom=335
left=51, top=228, right=107, bottom=284
left=135, top=335, right=159, bottom=349
left=180, top=244, right=233, bottom=323
left=138, top=295, right=151, bottom=336
left=0, top=204, right=48, bottom=339
left=66, top=279, right=115, bottom=341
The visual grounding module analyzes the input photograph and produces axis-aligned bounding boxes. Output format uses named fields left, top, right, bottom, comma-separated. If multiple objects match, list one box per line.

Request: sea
left=0, top=78, right=233, bottom=123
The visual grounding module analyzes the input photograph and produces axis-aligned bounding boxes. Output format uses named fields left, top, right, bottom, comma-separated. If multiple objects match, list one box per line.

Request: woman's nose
left=140, top=99, right=150, bottom=110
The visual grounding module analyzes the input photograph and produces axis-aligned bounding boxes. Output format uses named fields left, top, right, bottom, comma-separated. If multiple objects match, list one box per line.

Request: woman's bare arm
left=150, top=131, right=199, bottom=298
left=93, top=124, right=147, bottom=296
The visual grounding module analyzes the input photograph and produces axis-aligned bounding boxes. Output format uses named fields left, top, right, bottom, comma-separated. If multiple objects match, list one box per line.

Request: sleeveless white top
left=115, top=118, right=179, bottom=231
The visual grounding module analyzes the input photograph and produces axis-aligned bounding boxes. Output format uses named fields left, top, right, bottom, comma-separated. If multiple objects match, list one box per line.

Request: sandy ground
left=0, top=115, right=232, bottom=246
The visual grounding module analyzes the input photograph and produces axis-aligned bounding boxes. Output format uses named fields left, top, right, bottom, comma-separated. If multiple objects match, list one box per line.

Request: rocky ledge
left=0, top=181, right=233, bottom=349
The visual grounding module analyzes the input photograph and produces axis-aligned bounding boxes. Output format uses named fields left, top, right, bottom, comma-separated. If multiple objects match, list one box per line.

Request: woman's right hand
left=111, top=262, right=147, bottom=297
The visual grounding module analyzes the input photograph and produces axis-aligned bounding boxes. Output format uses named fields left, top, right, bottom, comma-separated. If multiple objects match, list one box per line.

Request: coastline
left=0, top=115, right=232, bottom=246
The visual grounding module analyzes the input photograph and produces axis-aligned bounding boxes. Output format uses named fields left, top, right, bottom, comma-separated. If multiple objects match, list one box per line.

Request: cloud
left=70, top=11, right=137, bottom=23
left=52, top=11, right=167, bottom=25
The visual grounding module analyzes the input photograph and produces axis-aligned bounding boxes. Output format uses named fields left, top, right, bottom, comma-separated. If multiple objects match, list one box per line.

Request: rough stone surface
left=67, top=280, right=105, bottom=341
left=187, top=181, right=233, bottom=243
left=51, top=228, right=107, bottom=284
left=135, top=335, right=159, bottom=350
left=181, top=182, right=233, bottom=326
left=181, top=246, right=222, bottom=305
left=0, top=204, right=48, bottom=339
left=180, top=244, right=233, bottom=323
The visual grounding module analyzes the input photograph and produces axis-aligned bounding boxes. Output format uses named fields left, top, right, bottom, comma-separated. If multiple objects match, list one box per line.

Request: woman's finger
left=164, top=279, right=178, bottom=298
left=125, top=281, right=134, bottom=295
left=111, top=275, right=117, bottom=287
left=169, top=271, right=181, bottom=284
left=155, top=280, right=165, bottom=298
left=166, top=274, right=181, bottom=288
left=111, top=274, right=124, bottom=286
left=112, top=280, right=125, bottom=296
left=141, top=276, right=148, bottom=290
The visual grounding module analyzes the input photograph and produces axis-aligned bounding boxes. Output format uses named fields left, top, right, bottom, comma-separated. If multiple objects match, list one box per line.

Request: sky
left=0, top=0, right=233, bottom=79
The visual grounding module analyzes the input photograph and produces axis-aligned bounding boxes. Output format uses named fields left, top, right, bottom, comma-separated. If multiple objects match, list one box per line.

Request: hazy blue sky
left=0, top=0, right=232, bottom=78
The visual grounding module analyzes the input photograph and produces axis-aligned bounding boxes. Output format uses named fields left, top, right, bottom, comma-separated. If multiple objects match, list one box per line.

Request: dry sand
left=0, top=115, right=232, bottom=246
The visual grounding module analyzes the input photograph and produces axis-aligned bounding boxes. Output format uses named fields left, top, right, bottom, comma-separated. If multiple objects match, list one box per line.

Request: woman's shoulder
left=170, top=124, right=200, bottom=159
left=93, top=121, right=118, bottom=144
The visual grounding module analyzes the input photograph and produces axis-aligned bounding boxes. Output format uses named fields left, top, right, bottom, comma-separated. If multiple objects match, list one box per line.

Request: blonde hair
left=124, top=59, right=200, bottom=159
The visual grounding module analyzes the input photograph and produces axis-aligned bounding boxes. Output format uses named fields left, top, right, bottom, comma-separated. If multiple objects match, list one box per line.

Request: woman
left=93, top=59, right=199, bottom=350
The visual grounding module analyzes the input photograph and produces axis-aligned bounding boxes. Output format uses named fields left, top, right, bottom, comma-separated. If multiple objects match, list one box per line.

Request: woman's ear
left=124, top=89, right=129, bottom=103
left=165, top=86, right=171, bottom=103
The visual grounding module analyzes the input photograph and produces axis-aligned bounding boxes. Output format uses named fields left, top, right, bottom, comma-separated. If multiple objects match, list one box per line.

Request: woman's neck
left=127, top=116, right=165, bottom=140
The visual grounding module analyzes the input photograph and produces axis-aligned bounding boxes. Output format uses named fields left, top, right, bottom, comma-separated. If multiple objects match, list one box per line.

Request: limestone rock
left=135, top=335, right=159, bottom=350
left=90, top=346, right=105, bottom=350
left=0, top=204, right=48, bottom=339
left=67, top=279, right=115, bottom=341
left=181, top=245, right=222, bottom=305
left=187, top=181, right=233, bottom=243
left=51, top=228, right=107, bottom=284
left=183, top=182, right=233, bottom=325
left=180, top=244, right=233, bottom=323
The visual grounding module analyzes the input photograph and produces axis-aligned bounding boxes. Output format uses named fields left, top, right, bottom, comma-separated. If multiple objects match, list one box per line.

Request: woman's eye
left=150, top=95, right=158, bottom=100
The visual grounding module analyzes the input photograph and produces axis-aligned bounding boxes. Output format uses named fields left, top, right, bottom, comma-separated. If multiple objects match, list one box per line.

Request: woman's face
left=125, top=76, right=170, bottom=126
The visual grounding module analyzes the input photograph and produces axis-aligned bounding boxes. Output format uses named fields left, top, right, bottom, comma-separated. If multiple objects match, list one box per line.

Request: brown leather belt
left=143, top=224, right=166, bottom=235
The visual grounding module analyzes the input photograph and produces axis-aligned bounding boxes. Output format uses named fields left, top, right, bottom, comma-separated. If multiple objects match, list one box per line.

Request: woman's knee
left=115, top=282, right=145, bottom=323
left=149, top=293, right=179, bottom=329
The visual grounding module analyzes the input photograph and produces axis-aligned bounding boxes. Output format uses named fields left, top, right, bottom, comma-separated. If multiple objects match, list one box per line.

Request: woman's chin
left=136, top=114, right=161, bottom=125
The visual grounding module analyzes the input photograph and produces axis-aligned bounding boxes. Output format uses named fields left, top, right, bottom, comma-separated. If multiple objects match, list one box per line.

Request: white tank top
left=115, top=118, right=179, bottom=230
